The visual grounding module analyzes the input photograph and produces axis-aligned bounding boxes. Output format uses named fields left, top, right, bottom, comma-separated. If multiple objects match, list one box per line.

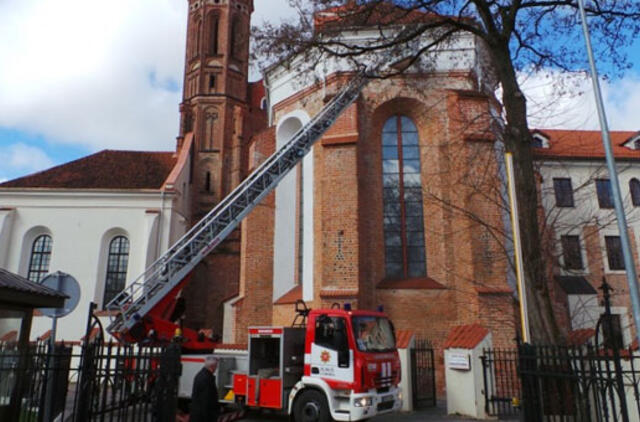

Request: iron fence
left=0, top=303, right=181, bottom=422
left=481, top=344, right=640, bottom=422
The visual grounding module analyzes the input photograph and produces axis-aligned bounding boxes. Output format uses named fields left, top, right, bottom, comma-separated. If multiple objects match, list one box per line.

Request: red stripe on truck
left=181, top=357, right=206, bottom=363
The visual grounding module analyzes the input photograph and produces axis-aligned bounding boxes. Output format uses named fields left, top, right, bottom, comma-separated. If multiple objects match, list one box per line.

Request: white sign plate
left=447, top=352, right=471, bottom=371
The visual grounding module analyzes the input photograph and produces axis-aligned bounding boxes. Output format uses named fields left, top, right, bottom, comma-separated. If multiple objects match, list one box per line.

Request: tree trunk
left=491, top=44, right=563, bottom=344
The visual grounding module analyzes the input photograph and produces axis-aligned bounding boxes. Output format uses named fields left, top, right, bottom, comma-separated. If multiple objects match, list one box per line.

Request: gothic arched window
left=103, top=236, right=129, bottom=307
left=631, top=178, right=640, bottom=206
left=208, top=13, right=219, bottom=55
left=382, top=116, right=426, bottom=278
left=27, top=235, right=52, bottom=282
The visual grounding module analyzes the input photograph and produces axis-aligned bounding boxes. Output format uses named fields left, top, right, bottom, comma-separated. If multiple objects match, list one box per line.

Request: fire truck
left=104, top=73, right=402, bottom=420
left=178, top=301, right=402, bottom=421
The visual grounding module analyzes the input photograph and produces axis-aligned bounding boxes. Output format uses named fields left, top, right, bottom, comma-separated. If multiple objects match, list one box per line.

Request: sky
left=0, top=0, right=639, bottom=183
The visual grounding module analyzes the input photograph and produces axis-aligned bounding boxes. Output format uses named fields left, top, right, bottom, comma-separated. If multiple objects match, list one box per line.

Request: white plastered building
left=0, top=136, right=193, bottom=343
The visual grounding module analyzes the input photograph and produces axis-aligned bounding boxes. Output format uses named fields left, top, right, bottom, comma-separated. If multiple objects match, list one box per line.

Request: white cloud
left=0, top=0, right=300, bottom=154
left=520, top=70, right=640, bottom=131
left=0, top=143, right=54, bottom=176
left=253, top=0, right=299, bottom=25
left=0, top=0, right=188, bottom=152
left=0, top=0, right=636, bottom=161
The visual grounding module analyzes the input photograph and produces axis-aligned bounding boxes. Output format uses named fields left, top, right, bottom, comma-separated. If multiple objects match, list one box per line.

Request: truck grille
left=377, top=401, right=394, bottom=411
left=374, top=371, right=397, bottom=388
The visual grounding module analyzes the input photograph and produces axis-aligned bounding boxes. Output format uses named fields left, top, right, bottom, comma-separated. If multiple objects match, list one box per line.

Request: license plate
left=382, top=395, right=394, bottom=402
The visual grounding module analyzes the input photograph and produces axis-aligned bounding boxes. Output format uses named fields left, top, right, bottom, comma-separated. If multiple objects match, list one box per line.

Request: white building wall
left=538, top=160, right=640, bottom=276
left=0, top=189, right=186, bottom=343
left=265, top=31, right=489, bottom=108
left=273, top=110, right=314, bottom=301
left=539, top=159, right=640, bottom=345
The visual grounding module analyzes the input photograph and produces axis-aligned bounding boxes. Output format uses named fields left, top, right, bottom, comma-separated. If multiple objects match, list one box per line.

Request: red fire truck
left=178, top=301, right=402, bottom=422
left=105, top=75, right=400, bottom=420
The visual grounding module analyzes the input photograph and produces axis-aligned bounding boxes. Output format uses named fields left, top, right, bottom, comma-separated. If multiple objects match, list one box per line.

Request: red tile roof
left=377, top=277, right=446, bottom=290
left=567, top=328, right=596, bottom=346
left=533, top=129, right=640, bottom=161
left=395, top=330, right=414, bottom=349
left=0, top=150, right=177, bottom=190
left=275, top=285, right=302, bottom=305
left=443, top=324, right=489, bottom=349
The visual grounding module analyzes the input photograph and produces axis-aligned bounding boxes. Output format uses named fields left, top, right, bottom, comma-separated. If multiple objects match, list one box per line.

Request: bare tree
left=251, top=0, right=640, bottom=343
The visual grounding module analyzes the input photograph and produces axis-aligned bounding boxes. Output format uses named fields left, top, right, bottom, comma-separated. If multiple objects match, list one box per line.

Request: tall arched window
left=103, top=236, right=130, bottom=307
left=27, top=235, right=52, bottom=282
left=630, top=178, right=640, bottom=207
left=382, top=116, right=426, bottom=278
left=209, top=13, right=219, bottom=55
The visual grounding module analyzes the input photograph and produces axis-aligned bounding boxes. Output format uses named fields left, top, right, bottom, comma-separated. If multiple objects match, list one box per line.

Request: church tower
left=178, top=0, right=254, bottom=334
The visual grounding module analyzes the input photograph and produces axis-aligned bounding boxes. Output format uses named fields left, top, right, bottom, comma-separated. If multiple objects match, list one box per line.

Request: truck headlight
left=398, top=391, right=403, bottom=401
left=354, top=397, right=373, bottom=407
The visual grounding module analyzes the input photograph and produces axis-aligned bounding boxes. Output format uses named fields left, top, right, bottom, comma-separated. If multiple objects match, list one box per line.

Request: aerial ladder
left=106, top=73, right=368, bottom=350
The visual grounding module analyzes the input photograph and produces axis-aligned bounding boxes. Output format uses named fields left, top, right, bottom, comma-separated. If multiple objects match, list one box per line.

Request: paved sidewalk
left=240, top=404, right=487, bottom=421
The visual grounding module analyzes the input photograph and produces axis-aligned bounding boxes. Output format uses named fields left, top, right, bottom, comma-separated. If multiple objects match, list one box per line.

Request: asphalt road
left=239, top=406, right=494, bottom=421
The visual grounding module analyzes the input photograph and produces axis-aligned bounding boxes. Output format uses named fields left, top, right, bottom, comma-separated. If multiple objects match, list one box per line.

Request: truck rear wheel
left=293, top=390, right=331, bottom=422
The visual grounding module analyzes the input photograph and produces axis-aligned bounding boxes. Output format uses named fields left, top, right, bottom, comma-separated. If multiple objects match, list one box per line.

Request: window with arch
left=382, top=115, right=426, bottom=278
left=208, top=13, right=219, bottom=55
left=103, top=236, right=130, bottom=307
left=630, top=178, right=640, bottom=207
left=27, top=235, right=52, bottom=282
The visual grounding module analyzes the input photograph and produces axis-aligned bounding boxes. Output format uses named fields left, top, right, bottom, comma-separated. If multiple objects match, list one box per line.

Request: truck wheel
left=293, top=390, right=331, bottom=422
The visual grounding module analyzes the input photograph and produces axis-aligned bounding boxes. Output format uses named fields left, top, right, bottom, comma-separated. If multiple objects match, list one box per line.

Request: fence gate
left=411, top=338, right=436, bottom=408
left=480, top=348, right=521, bottom=418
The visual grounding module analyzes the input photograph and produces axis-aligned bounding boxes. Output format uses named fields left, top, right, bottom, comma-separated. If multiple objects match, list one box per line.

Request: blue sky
left=0, top=0, right=638, bottom=183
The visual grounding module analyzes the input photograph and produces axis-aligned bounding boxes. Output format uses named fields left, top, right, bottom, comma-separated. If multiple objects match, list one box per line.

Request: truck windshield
left=352, top=316, right=395, bottom=352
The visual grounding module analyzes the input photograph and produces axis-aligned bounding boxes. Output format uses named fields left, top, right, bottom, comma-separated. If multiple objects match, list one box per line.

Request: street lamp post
left=576, top=0, right=640, bottom=349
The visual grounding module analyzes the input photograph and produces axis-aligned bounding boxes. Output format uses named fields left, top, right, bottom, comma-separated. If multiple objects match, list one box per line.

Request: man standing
left=190, top=356, right=220, bottom=422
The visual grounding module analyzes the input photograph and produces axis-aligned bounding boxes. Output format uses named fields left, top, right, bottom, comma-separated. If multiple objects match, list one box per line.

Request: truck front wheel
left=293, top=390, right=331, bottom=422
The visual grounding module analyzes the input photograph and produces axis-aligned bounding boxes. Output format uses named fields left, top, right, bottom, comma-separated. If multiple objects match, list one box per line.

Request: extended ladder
left=107, top=73, right=368, bottom=337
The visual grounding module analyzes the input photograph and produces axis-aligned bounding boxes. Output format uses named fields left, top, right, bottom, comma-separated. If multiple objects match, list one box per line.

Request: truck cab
left=293, top=308, right=402, bottom=421
left=231, top=306, right=402, bottom=422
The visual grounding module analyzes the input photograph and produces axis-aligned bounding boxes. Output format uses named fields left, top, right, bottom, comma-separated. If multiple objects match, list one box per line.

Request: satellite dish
left=38, top=271, right=81, bottom=318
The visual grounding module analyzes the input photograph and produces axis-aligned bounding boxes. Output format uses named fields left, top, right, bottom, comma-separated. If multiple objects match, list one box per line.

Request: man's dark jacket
left=190, top=367, right=220, bottom=422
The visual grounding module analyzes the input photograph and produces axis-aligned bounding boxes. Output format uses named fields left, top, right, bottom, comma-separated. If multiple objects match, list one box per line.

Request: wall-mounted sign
left=447, top=352, right=471, bottom=371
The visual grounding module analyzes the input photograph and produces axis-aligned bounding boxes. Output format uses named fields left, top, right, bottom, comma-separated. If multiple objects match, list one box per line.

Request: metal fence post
left=518, top=343, right=539, bottom=422
left=155, top=342, right=182, bottom=422
left=480, top=353, right=490, bottom=416
left=601, top=278, right=630, bottom=422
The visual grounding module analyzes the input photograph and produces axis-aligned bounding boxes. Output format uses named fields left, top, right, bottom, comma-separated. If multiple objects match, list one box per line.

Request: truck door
left=310, top=315, right=353, bottom=384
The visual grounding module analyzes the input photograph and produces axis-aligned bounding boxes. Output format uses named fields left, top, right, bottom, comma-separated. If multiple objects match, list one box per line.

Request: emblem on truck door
left=320, top=350, right=331, bottom=363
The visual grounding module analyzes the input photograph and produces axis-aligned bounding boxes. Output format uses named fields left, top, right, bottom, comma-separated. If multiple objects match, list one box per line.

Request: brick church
left=175, top=0, right=518, bottom=356
left=3, top=0, right=640, bottom=397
